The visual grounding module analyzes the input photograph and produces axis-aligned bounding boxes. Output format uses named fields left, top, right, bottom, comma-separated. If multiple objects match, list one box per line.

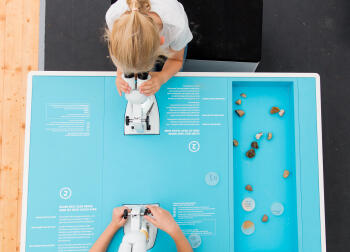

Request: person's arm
left=169, top=228, right=193, bottom=252
left=139, top=48, right=185, bottom=96
left=90, top=207, right=129, bottom=252
left=144, top=205, right=193, bottom=252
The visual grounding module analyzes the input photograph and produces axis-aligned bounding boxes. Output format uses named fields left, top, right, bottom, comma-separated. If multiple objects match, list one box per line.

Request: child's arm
left=139, top=48, right=185, bottom=96
left=90, top=207, right=129, bottom=252
left=144, top=205, right=193, bottom=252
left=115, top=68, right=131, bottom=96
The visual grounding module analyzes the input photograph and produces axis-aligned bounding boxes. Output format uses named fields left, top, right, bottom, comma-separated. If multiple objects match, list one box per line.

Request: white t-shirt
left=105, top=0, right=193, bottom=51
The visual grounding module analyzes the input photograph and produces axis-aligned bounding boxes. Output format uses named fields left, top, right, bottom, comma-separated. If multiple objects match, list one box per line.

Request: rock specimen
left=267, top=132, right=273, bottom=140
left=283, top=170, right=290, bottom=178
left=245, top=184, right=253, bottom=192
left=279, top=109, right=285, bottom=117
left=251, top=141, right=259, bottom=149
left=235, top=110, right=245, bottom=117
left=255, top=132, right=263, bottom=140
left=270, top=107, right=280, bottom=114
left=262, top=214, right=269, bottom=223
left=246, top=149, right=256, bottom=158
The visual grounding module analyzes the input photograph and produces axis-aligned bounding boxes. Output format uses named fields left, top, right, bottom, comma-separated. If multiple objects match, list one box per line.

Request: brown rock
left=246, top=149, right=256, bottom=158
left=235, top=110, right=245, bottom=117
left=251, top=141, right=259, bottom=149
left=262, top=214, right=269, bottom=223
left=233, top=139, right=239, bottom=147
left=240, top=93, right=247, bottom=98
left=283, top=170, right=290, bottom=178
left=235, top=99, right=242, bottom=105
left=245, top=185, right=253, bottom=192
left=267, top=132, right=273, bottom=140
left=270, top=107, right=280, bottom=114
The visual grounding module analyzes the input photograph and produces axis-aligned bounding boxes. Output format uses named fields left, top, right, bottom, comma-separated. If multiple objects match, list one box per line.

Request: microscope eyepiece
left=124, top=73, right=135, bottom=78
left=137, top=72, right=149, bottom=80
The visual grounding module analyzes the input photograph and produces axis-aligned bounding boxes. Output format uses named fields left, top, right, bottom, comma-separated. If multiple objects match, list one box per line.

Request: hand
left=139, top=72, right=164, bottom=96
left=116, top=74, right=131, bottom=96
left=111, top=206, right=129, bottom=230
left=143, top=205, right=181, bottom=237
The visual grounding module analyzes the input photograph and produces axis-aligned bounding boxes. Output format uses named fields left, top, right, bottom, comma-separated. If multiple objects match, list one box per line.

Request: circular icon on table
left=205, top=172, right=220, bottom=186
left=242, top=197, right=255, bottom=212
left=270, top=202, right=284, bottom=216
left=188, top=234, right=202, bottom=248
left=241, top=220, right=255, bottom=235
left=59, top=187, right=72, bottom=200
left=188, top=141, right=200, bottom=152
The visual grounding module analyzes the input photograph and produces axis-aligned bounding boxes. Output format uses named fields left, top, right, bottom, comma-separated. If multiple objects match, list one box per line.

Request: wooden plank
left=17, top=0, right=40, bottom=249
left=0, top=0, right=6, bottom=243
left=0, top=0, right=24, bottom=250
left=0, top=0, right=40, bottom=249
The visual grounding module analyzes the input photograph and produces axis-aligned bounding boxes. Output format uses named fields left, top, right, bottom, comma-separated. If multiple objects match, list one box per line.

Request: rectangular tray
left=228, top=76, right=325, bottom=252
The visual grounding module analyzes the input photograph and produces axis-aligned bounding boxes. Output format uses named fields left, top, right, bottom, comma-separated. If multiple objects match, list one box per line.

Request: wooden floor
left=0, top=0, right=40, bottom=251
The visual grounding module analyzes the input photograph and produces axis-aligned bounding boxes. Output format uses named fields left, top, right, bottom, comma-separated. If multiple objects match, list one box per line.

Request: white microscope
left=123, top=72, right=160, bottom=135
left=118, top=204, right=159, bottom=252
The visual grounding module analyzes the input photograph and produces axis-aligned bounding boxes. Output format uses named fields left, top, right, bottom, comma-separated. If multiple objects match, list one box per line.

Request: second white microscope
left=118, top=204, right=159, bottom=252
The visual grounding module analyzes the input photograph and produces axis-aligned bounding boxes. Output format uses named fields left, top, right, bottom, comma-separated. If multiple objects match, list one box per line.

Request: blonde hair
left=105, top=0, right=164, bottom=73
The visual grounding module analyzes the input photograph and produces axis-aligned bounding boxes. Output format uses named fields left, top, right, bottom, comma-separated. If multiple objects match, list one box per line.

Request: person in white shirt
left=105, top=0, right=193, bottom=96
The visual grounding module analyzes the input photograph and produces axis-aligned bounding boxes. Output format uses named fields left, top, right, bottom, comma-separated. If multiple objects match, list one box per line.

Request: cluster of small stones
left=235, top=93, right=247, bottom=117
left=270, top=106, right=285, bottom=117
left=245, top=133, right=263, bottom=158
left=234, top=98, right=290, bottom=225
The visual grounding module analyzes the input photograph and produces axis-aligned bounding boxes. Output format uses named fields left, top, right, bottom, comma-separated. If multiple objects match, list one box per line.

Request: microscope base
left=124, top=97, right=160, bottom=135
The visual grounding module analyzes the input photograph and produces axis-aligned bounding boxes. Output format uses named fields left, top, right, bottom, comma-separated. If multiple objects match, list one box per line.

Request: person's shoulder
left=151, top=0, right=182, bottom=6
left=151, top=0, right=185, bottom=13
left=151, top=0, right=188, bottom=28
left=105, top=0, right=129, bottom=30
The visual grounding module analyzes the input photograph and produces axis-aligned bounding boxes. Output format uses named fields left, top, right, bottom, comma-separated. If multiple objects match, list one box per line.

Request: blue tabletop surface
left=23, top=73, right=324, bottom=252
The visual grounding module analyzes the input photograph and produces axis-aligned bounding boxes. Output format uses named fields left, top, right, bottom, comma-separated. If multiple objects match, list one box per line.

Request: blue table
left=21, top=72, right=325, bottom=252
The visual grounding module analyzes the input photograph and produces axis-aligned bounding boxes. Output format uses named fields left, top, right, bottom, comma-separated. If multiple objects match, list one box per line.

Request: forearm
left=158, top=54, right=183, bottom=84
left=90, top=223, right=119, bottom=252
left=170, top=229, right=193, bottom=252
left=117, top=68, right=123, bottom=77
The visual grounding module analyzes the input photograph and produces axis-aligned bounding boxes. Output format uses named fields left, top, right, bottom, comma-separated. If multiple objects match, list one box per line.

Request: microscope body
left=123, top=73, right=160, bottom=135
left=118, top=204, right=159, bottom=252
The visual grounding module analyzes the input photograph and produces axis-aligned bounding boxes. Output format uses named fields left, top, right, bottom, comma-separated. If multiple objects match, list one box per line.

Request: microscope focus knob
left=144, top=208, right=151, bottom=216
left=123, top=209, right=128, bottom=219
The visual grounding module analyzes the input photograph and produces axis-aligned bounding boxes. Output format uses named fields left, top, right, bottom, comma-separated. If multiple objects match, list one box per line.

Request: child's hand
left=111, top=206, right=129, bottom=230
left=116, top=75, right=131, bottom=96
left=143, top=205, right=181, bottom=237
left=139, top=72, right=164, bottom=96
